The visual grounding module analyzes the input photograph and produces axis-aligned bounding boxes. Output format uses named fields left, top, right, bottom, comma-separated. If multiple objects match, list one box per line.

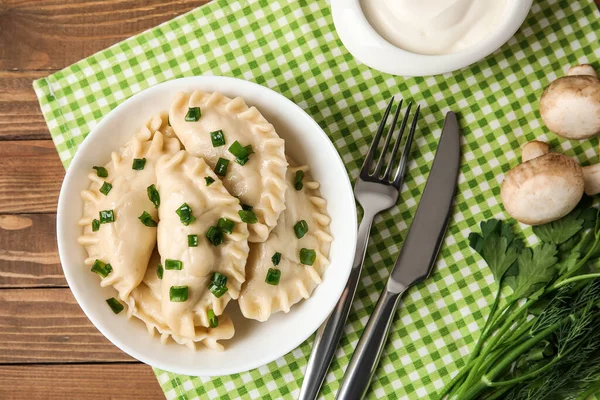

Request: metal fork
left=299, top=98, right=420, bottom=400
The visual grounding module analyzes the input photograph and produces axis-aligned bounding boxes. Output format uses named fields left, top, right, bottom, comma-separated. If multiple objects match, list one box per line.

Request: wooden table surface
left=1, top=1, right=599, bottom=399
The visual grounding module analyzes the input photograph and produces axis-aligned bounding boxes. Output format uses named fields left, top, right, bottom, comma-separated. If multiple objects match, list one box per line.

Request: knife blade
left=336, top=111, right=461, bottom=400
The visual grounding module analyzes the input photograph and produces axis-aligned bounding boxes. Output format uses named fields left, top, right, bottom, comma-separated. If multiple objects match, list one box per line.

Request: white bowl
left=56, top=76, right=357, bottom=376
left=331, top=0, right=533, bottom=77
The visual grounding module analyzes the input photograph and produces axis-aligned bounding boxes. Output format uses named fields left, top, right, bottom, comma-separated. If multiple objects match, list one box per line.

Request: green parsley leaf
left=508, top=243, right=558, bottom=301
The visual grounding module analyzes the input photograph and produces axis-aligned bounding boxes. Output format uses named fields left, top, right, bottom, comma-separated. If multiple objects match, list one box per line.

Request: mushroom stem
left=567, top=64, right=597, bottom=77
left=522, top=141, right=550, bottom=162
left=582, top=164, right=600, bottom=195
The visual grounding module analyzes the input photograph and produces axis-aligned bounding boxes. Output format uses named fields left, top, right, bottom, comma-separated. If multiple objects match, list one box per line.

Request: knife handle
left=336, top=287, right=404, bottom=400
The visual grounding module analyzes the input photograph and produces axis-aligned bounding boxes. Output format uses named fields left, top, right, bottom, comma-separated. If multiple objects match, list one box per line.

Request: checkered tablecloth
left=33, top=0, right=600, bottom=398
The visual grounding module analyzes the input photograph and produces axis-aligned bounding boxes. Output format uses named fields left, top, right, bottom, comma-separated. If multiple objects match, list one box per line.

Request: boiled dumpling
left=155, top=149, right=249, bottom=344
left=238, top=162, right=332, bottom=321
left=78, top=115, right=180, bottom=303
left=168, top=90, right=288, bottom=243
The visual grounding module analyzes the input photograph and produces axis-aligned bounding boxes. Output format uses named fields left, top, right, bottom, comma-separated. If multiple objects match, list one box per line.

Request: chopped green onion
left=206, top=226, right=224, bottom=246
left=294, top=220, right=309, bottom=239
left=294, top=170, right=304, bottom=191
left=272, top=252, right=282, bottom=266
left=217, top=218, right=235, bottom=234
left=185, top=107, right=201, bottom=122
left=157, top=264, right=163, bottom=279
left=208, top=309, right=219, bottom=328
left=210, top=130, right=226, bottom=147
left=241, top=204, right=253, bottom=211
left=91, top=259, right=113, bottom=278
left=229, top=141, right=251, bottom=165
left=132, top=158, right=146, bottom=170
left=93, top=166, right=108, bottom=178
left=300, top=248, right=316, bottom=266
left=205, top=176, right=215, bottom=186
left=209, top=272, right=228, bottom=298
left=99, top=210, right=115, bottom=224
left=238, top=209, right=258, bottom=224
left=106, top=297, right=124, bottom=314
left=176, top=203, right=196, bottom=226
left=170, top=286, right=189, bottom=302
left=138, top=211, right=157, bottom=227
left=165, top=259, right=183, bottom=270
left=214, top=157, right=229, bottom=176
left=188, top=234, right=198, bottom=247
left=245, top=145, right=254, bottom=155
left=167, top=116, right=171, bottom=126
left=147, top=184, right=160, bottom=208
left=99, top=181, right=112, bottom=196
left=265, top=268, right=281, bottom=285
left=92, top=219, right=100, bottom=232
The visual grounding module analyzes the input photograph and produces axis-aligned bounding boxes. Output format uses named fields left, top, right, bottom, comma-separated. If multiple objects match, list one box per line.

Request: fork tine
left=393, top=105, right=420, bottom=188
left=383, top=102, right=412, bottom=181
left=372, top=99, right=403, bottom=178
left=359, top=98, right=394, bottom=176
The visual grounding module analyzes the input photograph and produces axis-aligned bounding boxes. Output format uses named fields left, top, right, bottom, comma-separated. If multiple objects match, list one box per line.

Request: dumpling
left=78, top=115, right=180, bottom=302
left=238, top=162, right=333, bottom=321
left=155, top=149, right=250, bottom=344
left=130, top=249, right=235, bottom=351
left=168, top=90, right=288, bottom=243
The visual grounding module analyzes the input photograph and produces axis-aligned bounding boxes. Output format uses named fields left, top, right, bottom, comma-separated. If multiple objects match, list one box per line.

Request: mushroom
left=539, top=64, right=600, bottom=140
left=501, top=142, right=584, bottom=225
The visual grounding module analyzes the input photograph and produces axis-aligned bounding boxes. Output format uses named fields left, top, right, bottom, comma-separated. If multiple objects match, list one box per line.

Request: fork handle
left=336, top=287, right=405, bottom=400
left=298, top=210, right=375, bottom=400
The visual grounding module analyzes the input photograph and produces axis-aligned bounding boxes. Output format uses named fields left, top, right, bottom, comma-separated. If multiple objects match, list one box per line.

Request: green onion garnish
left=138, top=211, right=157, bottom=227
left=300, top=248, right=317, bottom=266
left=157, top=264, right=163, bottom=279
left=210, top=130, right=226, bottom=147
left=185, top=107, right=201, bottom=122
left=132, top=158, right=146, bottom=170
left=176, top=203, right=196, bottom=226
left=209, top=272, right=228, bottom=298
left=167, top=116, right=171, bottom=126
left=106, top=297, right=124, bottom=314
left=206, top=226, right=224, bottom=246
left=241, top=204, right=253, bottom=211
left=99, top=182, right=112, bottom=196
left=92, top=219, right=100, bottom=232
left=205, top=176, right=215, bottom=186
left=91, top=259, right=113, bottom=278
left=188, top=234, right=198, bottom=247
left=238, top=209, right=258, bottom=224
left=165, top=259, right=183, bottom=270
left=169, top=286, right=189, bottom=302
left=208, top=309, right=219, bottom=328
left=229, top=141, right=251, bottom=165
left=147, top=184, right=160, bottom=208
left=272, top=252, right=282, bottom=266
left=294, top=220, right=309, bottom=239
left=99, top=210, right=115, bottom=224
left=265, top=268, right=281, bottom=285
left=217, top=218, right=235, bottom=234
left=215, top=157, right=229, bottom=176
left=93, top=166, right=108, bottom=178
left=294, top=170, right=304, bottom=191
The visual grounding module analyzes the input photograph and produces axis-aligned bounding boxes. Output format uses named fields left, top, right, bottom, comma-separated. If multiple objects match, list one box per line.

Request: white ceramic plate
left=331, top=0, right=533, bottom=77
left=56, top=76, right=357, bottom=376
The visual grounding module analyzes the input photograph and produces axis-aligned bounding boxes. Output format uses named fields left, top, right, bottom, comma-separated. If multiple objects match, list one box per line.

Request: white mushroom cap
left=501, top=153, right=584, bottom=225
left=522, top=140, right=550, bottom=162
left=568, top=64, right=597, bottom=77
left=539, top=66, right=600, bottom=140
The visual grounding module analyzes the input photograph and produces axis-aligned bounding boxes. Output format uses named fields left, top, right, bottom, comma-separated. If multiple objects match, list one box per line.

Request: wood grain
left=0, top=71, right=52, bottom=141
left=0, top=0, right=210, bottom=70
left=0, top=364, right=163, bottom=400
left=0, top=213, right=65, bottom=288
left=0, top=140, right=64, bottom=213
left=0, top=288, right=134, bottom=363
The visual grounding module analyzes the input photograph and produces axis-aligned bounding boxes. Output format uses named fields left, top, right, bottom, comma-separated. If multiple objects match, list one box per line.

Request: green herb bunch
left=438, top=196, right=600, bottom=400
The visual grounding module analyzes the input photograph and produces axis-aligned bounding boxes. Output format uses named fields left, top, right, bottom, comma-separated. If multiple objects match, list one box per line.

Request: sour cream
left=360, top=0, right=508, bottom=55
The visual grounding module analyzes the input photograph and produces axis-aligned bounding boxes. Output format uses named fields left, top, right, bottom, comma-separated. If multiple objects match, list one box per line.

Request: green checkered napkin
left=33, top=0, right=600, bottom=398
